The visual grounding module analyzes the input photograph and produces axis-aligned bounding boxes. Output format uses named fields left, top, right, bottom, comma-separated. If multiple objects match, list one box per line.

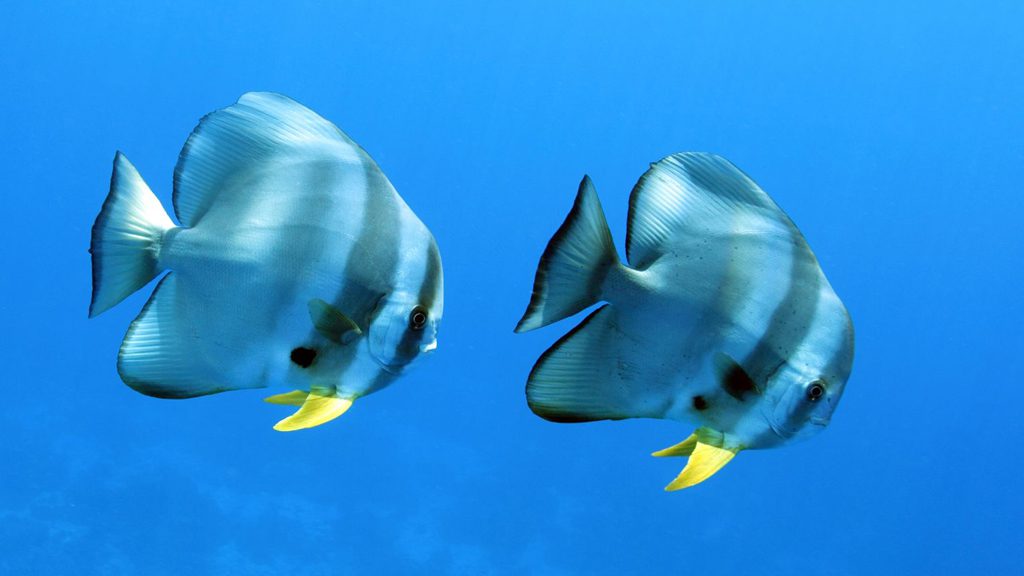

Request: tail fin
left=89, top=152, right=176, bottom=318
left=515, top=176, right=620, bottom=333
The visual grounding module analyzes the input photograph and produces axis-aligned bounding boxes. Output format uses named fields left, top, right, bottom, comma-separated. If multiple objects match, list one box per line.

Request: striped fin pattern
left=117, top=274, right=261, bottom=398
left=89, top=153, right=176, bottom=317
left=626, top=152, right=803, bottom=270
left=173, top=92, right=366, bottom=227
left=515, top=176, right=619, bottom=333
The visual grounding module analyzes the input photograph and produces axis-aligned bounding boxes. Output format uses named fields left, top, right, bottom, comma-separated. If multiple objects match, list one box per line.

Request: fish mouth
left=421, top=340, right=438, bottom=353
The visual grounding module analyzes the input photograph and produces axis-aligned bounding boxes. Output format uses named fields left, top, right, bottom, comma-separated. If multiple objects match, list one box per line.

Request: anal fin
left=118, top=274, right=259, bottom=398
left=525, top=305, right=667, bottom=423
left=273, top=389, right=353, bottom=432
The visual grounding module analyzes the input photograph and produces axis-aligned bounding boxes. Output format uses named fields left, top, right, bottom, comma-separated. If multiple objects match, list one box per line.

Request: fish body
left=516, top=153, right=853, bottom=490
left=90, top=92, right=442, bottom=431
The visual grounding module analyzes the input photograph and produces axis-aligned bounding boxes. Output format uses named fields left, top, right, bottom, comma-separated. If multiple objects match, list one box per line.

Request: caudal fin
left=89, top=152, right=176, bottom=318
left=515, top=176, right=619, bottom=333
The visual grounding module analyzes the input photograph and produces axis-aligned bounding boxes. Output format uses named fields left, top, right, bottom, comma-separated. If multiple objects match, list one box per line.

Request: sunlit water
left=1, top=1, right=1021, bottom=574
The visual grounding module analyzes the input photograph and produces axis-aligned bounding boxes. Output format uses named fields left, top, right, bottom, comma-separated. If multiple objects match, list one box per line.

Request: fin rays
left=264, top=390, right=309, bottom=406
left=272, top=390, right=353, bottom=432
left=308, top=298, right=362, bottom=343
left=89, top=152, right=175, bottom=317
left=515, top=176, right=619, bottom=333
left=653, top=428, right=743, bottom=491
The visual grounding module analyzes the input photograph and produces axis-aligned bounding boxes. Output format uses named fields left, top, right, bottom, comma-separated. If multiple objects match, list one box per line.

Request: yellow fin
left=651, top=432, right=698, bottom=457
left=664, top=441, right=740, bottom=491
left=655, top=428, right=743, bottom=491
left=264, top=390, right=309, bottom=406
left=273, top=390, right=353, bottom=432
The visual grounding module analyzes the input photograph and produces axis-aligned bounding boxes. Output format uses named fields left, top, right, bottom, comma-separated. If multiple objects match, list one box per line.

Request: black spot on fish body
left=721, top=360, right=758, bottom=401
left=692, top=395, right=708, bottom=411
left=290, top=347, right=317, bottom=368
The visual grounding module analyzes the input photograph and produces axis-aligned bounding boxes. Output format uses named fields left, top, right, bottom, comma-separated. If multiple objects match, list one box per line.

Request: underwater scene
left=1, top=1, right=1021, bottom=574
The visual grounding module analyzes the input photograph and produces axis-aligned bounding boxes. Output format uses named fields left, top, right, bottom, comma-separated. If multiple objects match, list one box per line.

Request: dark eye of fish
left=409, top=306, right=428, bottom=331
left=290, top=347, right=317, bottom=368
left=806, top=381, right=826, bottom=402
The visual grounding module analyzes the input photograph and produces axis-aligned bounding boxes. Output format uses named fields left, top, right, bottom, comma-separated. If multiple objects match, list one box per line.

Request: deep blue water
left=2, top=1, right=1022, bottom=574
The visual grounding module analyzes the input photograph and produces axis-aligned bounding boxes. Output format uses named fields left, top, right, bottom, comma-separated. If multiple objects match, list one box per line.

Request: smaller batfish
left=516, top=153, right=853, bottom=490
left=90, top=92, right=443, bottom=431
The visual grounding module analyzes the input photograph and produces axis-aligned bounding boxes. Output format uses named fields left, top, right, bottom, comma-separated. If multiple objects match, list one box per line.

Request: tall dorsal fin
left=625, top=152, right=806, bottom=270
left=172, top=92, right=368, bottom=227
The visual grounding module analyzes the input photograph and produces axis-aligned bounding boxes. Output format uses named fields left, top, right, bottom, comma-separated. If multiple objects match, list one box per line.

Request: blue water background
left=2, top=1, right=1021, bottom=574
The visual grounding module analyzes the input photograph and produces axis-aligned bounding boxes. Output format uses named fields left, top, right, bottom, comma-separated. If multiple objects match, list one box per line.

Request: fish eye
left=806, top=380, right=826, bottom=402
left=409, top=306, right=428, bottom=331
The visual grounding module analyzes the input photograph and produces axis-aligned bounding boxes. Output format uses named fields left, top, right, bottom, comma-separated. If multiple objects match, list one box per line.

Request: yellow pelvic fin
left=664, top=441, right=739, bottom=491
left=273, top=390, right=353, bottom=432
left=651, top=432, right=698, bottom=457
left=656, top=428, right=743, bottom=491
left=264, top=390, right=310, bottom=406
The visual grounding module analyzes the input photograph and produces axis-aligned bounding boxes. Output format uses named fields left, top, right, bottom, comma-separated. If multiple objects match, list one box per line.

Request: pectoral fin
left=653, top=428, right=743, bottom=491
left=714, top=352, right=760, bottom=401
left=273, top=390, right=353, bottom=432
left=308, top=298, right=362, bottom=344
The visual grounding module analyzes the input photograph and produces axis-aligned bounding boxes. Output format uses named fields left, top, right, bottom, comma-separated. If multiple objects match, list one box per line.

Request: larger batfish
left=90, top=92, right=443, bottom=431
left=516, top=153, right=853, bottom=490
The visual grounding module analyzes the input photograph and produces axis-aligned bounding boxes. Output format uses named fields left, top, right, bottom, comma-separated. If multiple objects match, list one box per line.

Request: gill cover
left=766, top=372, right=839, bottom=443
left=368, top=294, right=435, bottom=370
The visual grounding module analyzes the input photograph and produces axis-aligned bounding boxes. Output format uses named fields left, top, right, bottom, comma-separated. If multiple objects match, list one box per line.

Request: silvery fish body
left=516, top=153, right=853, bottom=490
left=90, top=92, right=443, bottom=431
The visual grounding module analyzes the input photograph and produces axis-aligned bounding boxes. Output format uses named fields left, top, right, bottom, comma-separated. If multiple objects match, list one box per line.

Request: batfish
left=516, top=153, right=853, bottom=490
left=90, top=92, right=443, bottom=431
